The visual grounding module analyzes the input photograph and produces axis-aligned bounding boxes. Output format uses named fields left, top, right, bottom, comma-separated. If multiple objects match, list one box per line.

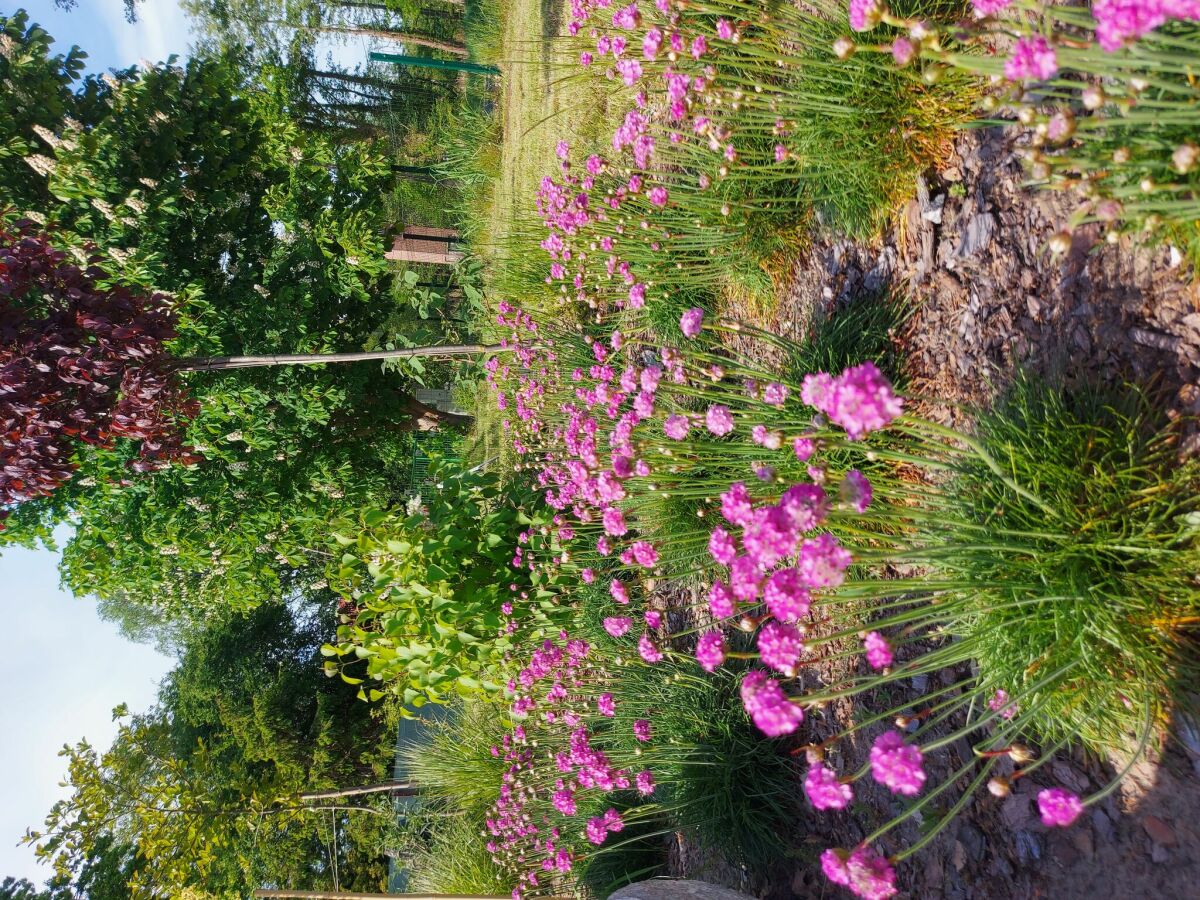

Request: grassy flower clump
left=844, top=0, right=1200, bottom=259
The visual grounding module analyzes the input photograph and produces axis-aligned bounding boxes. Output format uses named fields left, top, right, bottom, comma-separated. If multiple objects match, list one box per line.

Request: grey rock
left=609, top=880, right=756, bottom=900
left=1014, top=829, right=1043, bottom=863
left=1091, top=808, right=1116, bottom=844
left=922, top=194, right=946, bottom=225
left=957, top=212, right=997, bottom=258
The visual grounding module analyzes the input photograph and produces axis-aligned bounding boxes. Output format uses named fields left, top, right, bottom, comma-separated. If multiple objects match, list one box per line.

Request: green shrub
left=321, top=462, right=571, bottom=708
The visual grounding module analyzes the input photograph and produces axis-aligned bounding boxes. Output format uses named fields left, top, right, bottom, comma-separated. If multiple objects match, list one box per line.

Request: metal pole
left=369, top=51, right=500, bottom=77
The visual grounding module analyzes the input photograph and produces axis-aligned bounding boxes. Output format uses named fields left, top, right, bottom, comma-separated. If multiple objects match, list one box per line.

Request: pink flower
left=554, top=788, right=578, bottom=816
left=597, top=693, right=616, bottom=716
left=635, top=769, right=656, bottom=795
left=779, top=483, right=829, bottom=531
left=1091, top=0, right=1197, bottom=50
left=604, top=616, right=633, bottom=637
left=729, top=555, right=762, bottom=602
left=664, top=414, right=691, bottom=440
left=630, top=540, right=658, bottom=567
left=715, top=18, right=735, bottom=39
left=763, top=381, right=790, bottom=406
left=629, top=282, right=647, bottom=307
left=580, top=51, right=594, bottom=65
left=805, top=763, right=854, bottom=810
left=706, top=404, right=735, bottom=436
left=720, top=481, right=754, bottom=526
left=821, top=847, right=897, bottom=899
left=680, top=306, right=705, bottom=338
left=602, top=506, right=628, bottom=536
left=612, top=2, right=640, bottom=28
left=638, top=633, right=663, bottom=662
left=633, top=718, right=652, bottom=741
left=586, top=816, right=609, bottom=844
left=971, top=0, right=1013, bottom=14
left=644, top=609, right=662, bottom=629
left=864, top=631, right=892, bottom=670
left=642, top=27, right=663, bottom=59
left=803, top=362, right=903, bottom=439
left=691, top=34, right=707, bottom=58
left=797, top=533, right=853, bottom=588
left=556, top=140, right=571, bottom=160
left=1037, top=787, right=1084, bottom=827
left=988, top=689, right=1018, bottom=720
left=891, top=36, right=915, bottom=65
left=610, top=578, right=630, bottom=604
left=774, top=144, right=787, bottom=162
left=617, top=58, right=644, bottom=85
left=849, top=0, right=880, bottom=31
left=869, top=731, right=926, bottom=796
left=1004, top=36, right=1058, bottom=81
left=757, top=621, right=804, bottom=676
left=696, top=631, right=726, bottom=671
left=793, top=436, right=815, bottom=461
left=763, top=568, right=812, bottom=621
left=648, top=185, right=669, bottom=206
left=839, top=469, right=873, bottom=512
left=708, top=579, right=736, bottom=618
left=708, top=526, right=737, bottom=565
left=740, top=670, right=804, bottom=736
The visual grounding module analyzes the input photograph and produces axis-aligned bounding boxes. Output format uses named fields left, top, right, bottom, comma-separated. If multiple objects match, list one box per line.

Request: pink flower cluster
left=486, top=634, right=664, bottom=894
left=805, top=762, right=854, bottom=810
left=740, top=669, right=804, bottom=736
left=1093, top=0, right=1200, bottom=50
left=868, top=730, right=926, bottom=796
left=1004, top=36, right=1058, bottom=81
left=1037, top=787, right=1084, bottom=827
left=821, top=846, right=898, bottom=900
left=802, top=362, right=904, bottom=439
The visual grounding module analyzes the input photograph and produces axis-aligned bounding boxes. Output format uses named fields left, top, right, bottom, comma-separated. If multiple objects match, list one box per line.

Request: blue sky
left=1, top=2, right=192, bottom=884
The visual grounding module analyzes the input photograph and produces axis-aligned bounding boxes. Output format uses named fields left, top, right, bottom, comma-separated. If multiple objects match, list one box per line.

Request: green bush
left=322, top=462, right=571, bottom=709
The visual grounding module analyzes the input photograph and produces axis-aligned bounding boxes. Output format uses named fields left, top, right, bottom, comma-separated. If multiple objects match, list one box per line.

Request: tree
left=1, top=34, right=487, bottom=615
left=0, top=223, right=200, bottom=530
left=29, top=600, right=400, bottom=897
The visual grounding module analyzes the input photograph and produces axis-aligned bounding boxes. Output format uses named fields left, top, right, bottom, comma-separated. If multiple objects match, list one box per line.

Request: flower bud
left=987, top=777, right=1011, bottom=797
left=1048, top=231, right=1071, bottom=255
left=922, top=64, right=945, bottom=85
left=833, top=36, right=856, bottom=60
left=1105, top=229, right=1120, bottom=244
left=1172, top=142, right=1198, bottom=174
left=1140, top=177, right=1156, bottom=193
left=1095, top=199, right=1123, bottom=223
left=1112, top=146, right=1131, bottom=164
left=1129, top=77, right=1149, bottom=93
left=1081, top=85, right=1105, bottom=110
left=910, top=20, right=933, bottom=40
left=1008, top=744, right=1035, bottom=763
left=1017, top=106, right=1036, bottom=125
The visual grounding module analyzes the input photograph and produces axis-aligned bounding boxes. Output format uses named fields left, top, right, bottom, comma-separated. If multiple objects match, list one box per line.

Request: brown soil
left=671, top=126, right=1200, bottom=899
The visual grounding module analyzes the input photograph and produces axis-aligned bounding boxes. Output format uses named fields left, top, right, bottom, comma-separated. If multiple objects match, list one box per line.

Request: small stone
left=952, top=841, right=967, bottom=872
left=957, top=823, right=986, bottom=862
left=956, top=212, right=997, bottom=258
left=1001, top=794, right=1032, bottom=830
left=1091, top=809, right=1116, bottom=843
left=1142, top=815, right=1177, bottom=846
left=922, top=194, right=946, bottom=225
left=1151, top=842, right=1171, bottom=864
left=1169, top=245, right=1183, bottom=268
left=1015, top=830, right=1042, bottom=863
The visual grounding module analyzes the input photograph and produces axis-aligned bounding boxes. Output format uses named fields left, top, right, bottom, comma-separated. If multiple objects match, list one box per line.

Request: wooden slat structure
left=386, top=224, right=463, bottom=266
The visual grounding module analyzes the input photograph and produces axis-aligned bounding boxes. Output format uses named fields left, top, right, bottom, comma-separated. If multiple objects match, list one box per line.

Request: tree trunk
left=299, top=781, right=417, bottom=802
left=178, top=344, right=499, bottom=373
left=299, top=22, right=468, bottom=56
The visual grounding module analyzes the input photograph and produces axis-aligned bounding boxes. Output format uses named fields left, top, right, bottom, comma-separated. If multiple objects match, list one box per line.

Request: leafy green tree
left=29, top=600, right=398, bottom=897
left=1, top=26, right=481, bottom=617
